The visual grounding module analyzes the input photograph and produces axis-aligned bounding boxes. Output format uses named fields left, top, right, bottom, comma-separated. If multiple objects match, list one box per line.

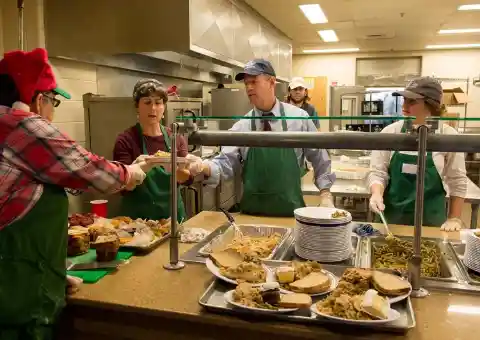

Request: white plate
left=294, top=207, right=352, bottom=224
left=223, top=290, right=298, bottom=314
left=385, top=284, right=412, bottom=304
left=205, top=258, right=273, bottom=286
left=310, top=303, right=401, bottom=325
left=275, top=270, right=339, bottom=297
left=146, top=156, right=189, bottom=164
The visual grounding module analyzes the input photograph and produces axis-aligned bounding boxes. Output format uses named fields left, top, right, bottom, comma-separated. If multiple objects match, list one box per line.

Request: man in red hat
left=0, top=48, right=151, bottom=339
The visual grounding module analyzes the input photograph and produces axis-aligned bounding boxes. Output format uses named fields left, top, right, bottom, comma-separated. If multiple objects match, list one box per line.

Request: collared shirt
left=205, top=99, right=335, bottom=190
left=0, top=105, right=130, bottom=230
left=367, top=121, right=467, bottom=198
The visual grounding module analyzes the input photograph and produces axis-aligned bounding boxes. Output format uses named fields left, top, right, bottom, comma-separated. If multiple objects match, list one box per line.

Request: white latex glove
left=369, top=193, right=385, bottom=214
left=125, top=163, right=147, bottom=190
left=440, top=218, right=464, bottom=232
left=186, top=154, right=207, bottom=176
left=318, top=190, right=335, bottom=208
left=66, top=275, right=82, bottom=295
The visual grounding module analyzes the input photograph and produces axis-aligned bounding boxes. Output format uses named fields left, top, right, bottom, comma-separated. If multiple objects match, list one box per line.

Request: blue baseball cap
left=235, top=59, right=276, bottom=81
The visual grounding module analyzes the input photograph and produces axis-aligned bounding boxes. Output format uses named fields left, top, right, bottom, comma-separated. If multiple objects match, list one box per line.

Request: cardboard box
left=442, top=87, right=468, bottom=105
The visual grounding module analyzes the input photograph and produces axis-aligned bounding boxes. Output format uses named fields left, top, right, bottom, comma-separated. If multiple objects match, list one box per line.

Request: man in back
left=188, top=59, right=335, bottom=216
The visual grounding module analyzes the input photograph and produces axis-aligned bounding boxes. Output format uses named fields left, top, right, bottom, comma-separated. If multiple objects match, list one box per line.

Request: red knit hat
left=0, top=48, right=71, bottom=103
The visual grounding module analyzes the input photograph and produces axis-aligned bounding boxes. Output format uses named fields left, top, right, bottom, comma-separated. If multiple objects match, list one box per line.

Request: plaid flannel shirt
left=0, top=106, right=130, bottom=230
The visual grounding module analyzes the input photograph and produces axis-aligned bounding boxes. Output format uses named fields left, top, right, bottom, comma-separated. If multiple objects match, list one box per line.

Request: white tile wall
left=50, top=58, right=98, bottom=143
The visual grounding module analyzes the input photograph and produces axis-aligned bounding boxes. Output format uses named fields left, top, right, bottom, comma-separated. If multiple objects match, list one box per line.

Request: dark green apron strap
left=160, top=125, right=172, bottom=152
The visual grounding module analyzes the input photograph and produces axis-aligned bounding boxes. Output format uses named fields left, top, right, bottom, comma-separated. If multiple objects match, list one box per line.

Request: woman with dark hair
left=0, top=48, right=148, bottom=339
left=368, top=76, right=467, bottom=231
left=286, top=77, right=319, bottom=128
left=113, top=79, right=194, bottom=221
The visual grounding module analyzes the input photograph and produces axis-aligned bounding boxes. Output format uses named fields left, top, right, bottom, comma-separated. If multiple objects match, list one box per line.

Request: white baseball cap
left=288, top=77, right=310, bottom=90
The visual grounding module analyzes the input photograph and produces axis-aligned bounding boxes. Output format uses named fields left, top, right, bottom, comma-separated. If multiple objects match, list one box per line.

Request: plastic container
left=90, top=200, right=108, bottom=218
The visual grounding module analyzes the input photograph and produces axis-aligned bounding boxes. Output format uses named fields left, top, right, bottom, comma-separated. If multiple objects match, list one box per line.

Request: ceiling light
left=318, top=30, right=339, bottom=42
left=439, top=28, right=480, bottom=34
left=458, top=4, right=480, bottom=10
left=426, top=43, right=480, bottom=49
left=303, top=48, right=360, bottom=54
left=299, top=4, right=328, bottom=24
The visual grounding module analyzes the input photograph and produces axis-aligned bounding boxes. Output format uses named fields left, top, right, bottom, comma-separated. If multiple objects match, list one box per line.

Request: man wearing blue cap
left=188, top=59, right=336, bottom=216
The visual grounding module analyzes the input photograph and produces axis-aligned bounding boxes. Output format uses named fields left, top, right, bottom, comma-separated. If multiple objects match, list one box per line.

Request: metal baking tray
left=449, top=242, right=480, bottom=286
left=120, top=233, right=170, bottom=254
left=197, top=224, right=293, bottom=258
left=199, top=262, right=416, bottom=334
left=277, top=235, right=361, bottom=266
left=363, top=236, right=457, bottom=282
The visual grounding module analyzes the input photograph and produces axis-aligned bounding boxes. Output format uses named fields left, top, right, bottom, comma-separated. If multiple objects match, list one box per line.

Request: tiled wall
left=49, top=58, right=98, bottom=147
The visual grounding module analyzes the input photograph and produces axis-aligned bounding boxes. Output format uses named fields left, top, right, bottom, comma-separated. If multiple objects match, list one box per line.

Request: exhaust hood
left=43, top=0, right=292, bottom=79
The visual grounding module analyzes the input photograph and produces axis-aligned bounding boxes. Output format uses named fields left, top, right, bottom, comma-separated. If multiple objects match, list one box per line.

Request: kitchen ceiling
left=243, top=0, right=480, bottom=54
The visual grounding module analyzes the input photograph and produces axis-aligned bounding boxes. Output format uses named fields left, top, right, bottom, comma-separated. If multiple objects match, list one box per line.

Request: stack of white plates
left=464, top=231, right=480, bottom=273
left=294, top=207, right=353, bottom=263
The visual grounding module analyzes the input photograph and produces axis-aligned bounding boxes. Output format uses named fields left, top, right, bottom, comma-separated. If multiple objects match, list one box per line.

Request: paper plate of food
left=206, top=249, right=274, bottom=286
left=372, top=271, right=412, bottom=304
left=273, top=261, right=338, bottom=296
left=311, top=289, right=401, bottom=325
left=146, top=151, right=189, bottom=164
left=224, top=282, right=312, bottom=314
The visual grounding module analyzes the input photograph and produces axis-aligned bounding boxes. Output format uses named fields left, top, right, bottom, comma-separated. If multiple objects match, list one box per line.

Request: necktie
left=262, top=112, right=274, bottom=131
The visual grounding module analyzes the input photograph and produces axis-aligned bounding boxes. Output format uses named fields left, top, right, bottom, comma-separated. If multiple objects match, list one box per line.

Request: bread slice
left=278, top=293, right=312, bottom=308
left=372, top=271, right=411, bottom=296
left=209, top=249, right=243, bottom=269
left=288, top=272, right=331, bottom=294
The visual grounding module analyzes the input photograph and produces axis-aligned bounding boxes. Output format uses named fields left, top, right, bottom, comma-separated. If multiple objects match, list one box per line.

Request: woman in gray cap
left=113, top=79, right=192, bottom=221
left=367, top=76, right=467, bottom=231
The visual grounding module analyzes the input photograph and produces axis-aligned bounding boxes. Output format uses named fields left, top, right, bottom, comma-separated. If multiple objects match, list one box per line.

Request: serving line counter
left=60, top=211, right=478, bottom=340
left=301, top=170, right=480, bottom=229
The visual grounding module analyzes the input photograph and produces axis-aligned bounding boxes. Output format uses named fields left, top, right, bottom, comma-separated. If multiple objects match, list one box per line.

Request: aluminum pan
left=120, top=233, right=170, bottom=253
left=449, top=242, right=480, bottom=286
left=366, top=236, right=457, bottom=282
left=198, top=224, right=292, bottom=260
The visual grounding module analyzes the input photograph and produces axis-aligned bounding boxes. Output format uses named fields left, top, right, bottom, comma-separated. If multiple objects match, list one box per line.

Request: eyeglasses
left=42, top=93, right=61, bottom=108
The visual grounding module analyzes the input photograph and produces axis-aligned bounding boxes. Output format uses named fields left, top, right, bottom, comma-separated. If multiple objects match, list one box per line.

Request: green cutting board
left=67, top=249, right=133, bottom=284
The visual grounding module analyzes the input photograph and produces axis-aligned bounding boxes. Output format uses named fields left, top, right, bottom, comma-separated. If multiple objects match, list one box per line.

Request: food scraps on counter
left=373, top=237, right=441, bottom=277
left=316, top=268, right=407, bottom=320
left=232, top=282, right=312, bottom=310
left=276, top=261, right=332, bottom=294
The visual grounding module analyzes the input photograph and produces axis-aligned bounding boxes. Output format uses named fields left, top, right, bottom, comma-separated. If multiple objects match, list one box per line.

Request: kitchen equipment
left=378, top=211, right=393, bottom=238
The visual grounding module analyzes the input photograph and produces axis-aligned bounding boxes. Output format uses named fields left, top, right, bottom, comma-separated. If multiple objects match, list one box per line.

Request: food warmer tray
left=277, top=234, right=361, bottom=267
left=199, top=262, right=416, bottom=334
left=120, top=233, right=170, bottom=254
left=180, top=223, right=293, bottom=264
left=448, top=242, right=480, bottom=286
left=360, top=236, right=459, bottom=282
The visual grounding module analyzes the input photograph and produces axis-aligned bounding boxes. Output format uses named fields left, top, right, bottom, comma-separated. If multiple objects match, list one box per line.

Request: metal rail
left=188, top=129, right=480, bottom=153
left=164, top=123, right=185, bottom=271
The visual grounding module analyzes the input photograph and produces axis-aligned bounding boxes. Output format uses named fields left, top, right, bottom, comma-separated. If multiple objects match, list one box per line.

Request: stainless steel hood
left=43, top=0, right=292, bottom=80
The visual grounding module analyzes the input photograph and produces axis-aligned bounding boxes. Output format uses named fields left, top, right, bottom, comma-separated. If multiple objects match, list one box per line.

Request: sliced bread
left=372, top=271, right=411, bottom=296
left=278, top=293, right=312, bottom=308
left=288, top=272, right=331, bottom=294
left=209, top=249, right=243, bottom=269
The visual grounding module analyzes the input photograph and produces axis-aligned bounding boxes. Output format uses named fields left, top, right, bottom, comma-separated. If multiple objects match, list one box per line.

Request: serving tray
left=199, top=263, right=416, bottom=334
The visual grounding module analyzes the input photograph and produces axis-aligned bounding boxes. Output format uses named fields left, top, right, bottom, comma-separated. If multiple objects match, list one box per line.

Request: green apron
left=120, top=124, right=186, bottom=222
left=239, top=103, right=306, bottom=217
left=0, top=184, right=68, bottom=340
left=383, top=124, right=447, bottom=226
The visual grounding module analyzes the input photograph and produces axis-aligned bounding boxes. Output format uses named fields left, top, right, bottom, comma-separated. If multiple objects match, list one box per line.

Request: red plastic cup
left=90, top=200, right=108, bottom=218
